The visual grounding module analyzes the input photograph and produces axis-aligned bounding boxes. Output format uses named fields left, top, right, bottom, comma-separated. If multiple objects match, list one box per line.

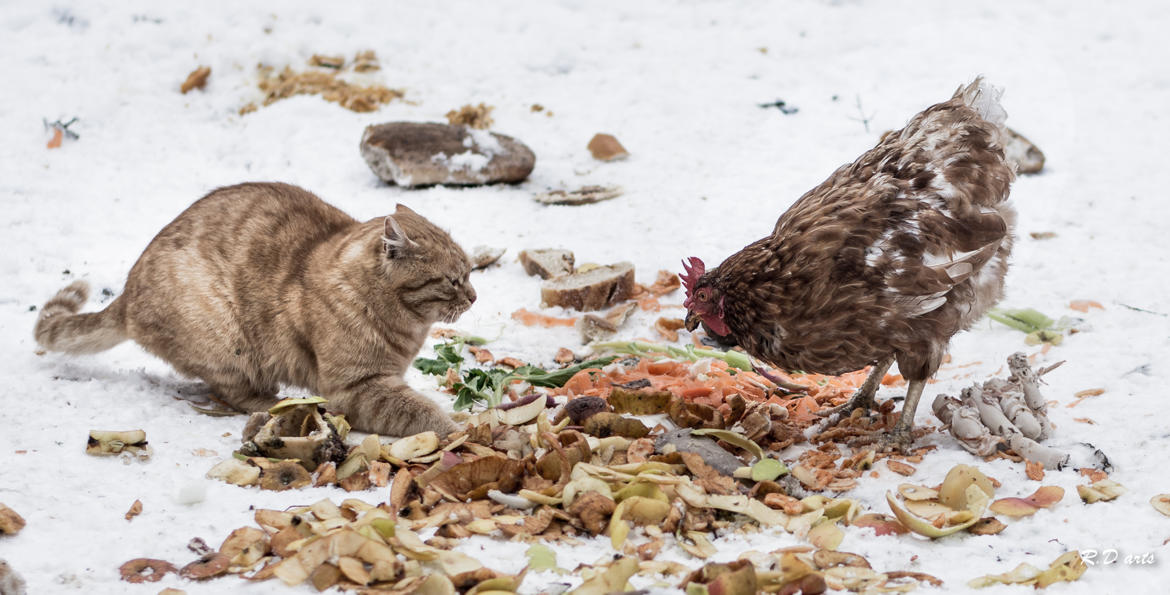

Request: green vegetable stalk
left=987, top=308, right=1054, bottom=333
left=987, top=308, right=1067, bottom=345
left=593, top=340, right=754, bottom=371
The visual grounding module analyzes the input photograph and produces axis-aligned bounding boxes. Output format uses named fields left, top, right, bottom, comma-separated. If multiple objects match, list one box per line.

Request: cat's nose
left=466, top=287, right=477, bottom=304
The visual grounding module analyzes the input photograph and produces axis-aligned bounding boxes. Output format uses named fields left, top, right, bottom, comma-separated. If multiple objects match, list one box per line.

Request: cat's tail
left=34, top=281, right=128, bottom=354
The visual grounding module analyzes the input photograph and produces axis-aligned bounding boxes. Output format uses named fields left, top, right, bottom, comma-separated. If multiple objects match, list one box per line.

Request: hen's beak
left=685, top=310, right=702, bottom=332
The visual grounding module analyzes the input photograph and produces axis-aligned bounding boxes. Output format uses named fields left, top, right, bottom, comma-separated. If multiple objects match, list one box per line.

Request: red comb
left=680, top=257, right=705, bottom=297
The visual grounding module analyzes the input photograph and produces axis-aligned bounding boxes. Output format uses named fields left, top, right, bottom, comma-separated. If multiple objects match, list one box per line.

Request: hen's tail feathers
left=34, top=281, right=128, bottom=354
left=956, top=76, right=1008, bottom=129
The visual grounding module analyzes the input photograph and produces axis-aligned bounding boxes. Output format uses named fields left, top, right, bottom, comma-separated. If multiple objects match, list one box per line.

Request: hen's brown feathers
left=699, top=79, right=1016, bottom=381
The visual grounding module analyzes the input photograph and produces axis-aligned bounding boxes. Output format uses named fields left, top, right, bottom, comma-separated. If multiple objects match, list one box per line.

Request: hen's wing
left=774, top=79, right=1014, bottom=321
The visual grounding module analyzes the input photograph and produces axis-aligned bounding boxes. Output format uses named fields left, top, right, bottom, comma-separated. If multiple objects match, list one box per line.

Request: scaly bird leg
left=817, top=355, right=896, bottom=420
left=877, top=378, right=926, bottom=453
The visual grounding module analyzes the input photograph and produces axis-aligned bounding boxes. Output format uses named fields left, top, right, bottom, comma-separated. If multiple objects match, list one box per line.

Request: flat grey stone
left=360, top=122, right=535, bottom=187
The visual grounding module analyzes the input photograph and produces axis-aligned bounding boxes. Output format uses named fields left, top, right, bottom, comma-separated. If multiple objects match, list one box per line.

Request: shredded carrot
left=47, top=128, right=63, bottom=149
left=511, top=308, right=577, bottom=328
left=638, top=296, right=662, bottom=312
left=551, top=350, right=871, bottom=425
left=1068, top=300, right=1104, bottom=313
left=881, top=373, right=905, bottom=386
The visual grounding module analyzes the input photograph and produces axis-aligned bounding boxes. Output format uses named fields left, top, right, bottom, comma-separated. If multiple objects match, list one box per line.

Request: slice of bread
left=541, top=262, right=635, bottom=312
left=519, top=249, right=575, bottom=279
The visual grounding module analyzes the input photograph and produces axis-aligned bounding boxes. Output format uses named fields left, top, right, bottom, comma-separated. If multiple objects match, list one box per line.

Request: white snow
left=2, top=1, right=1170, bottom=594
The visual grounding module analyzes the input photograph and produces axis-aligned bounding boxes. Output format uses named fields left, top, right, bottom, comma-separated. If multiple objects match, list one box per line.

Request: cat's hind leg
left=205, top=379, right=278, bottom=413
left=326, top=375, right=457, bottom=437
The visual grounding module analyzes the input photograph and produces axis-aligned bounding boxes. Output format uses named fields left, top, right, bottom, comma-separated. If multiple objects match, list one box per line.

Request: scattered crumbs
left=446, top=103, right=494, bottom=129
left=180, top=66, right=211, bottom=94
left=125, top=499, right=143, bottom=521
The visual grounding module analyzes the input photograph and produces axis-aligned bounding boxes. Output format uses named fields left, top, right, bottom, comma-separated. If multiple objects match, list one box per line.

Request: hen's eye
left=697, top=289, right=709, bottom=301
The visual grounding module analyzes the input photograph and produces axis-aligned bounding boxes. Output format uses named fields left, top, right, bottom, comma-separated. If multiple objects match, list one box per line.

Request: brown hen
left=683, top=78, right=1016, bottom=449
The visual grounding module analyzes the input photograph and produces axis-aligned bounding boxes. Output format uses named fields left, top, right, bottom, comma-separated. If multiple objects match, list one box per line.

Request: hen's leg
left=877, top=378, right=926, bottom=453
left=818, top=355, right=895, bottom=419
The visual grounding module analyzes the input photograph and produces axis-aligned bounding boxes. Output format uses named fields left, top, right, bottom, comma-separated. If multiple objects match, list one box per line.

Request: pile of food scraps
left=175, top=394, right=957, bottom=593
left=125, top=340, right=1133, bottom=593
left=554, top=340, right=884, bottom=428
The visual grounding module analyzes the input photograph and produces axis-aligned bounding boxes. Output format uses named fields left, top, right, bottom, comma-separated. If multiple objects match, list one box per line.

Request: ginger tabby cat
left=35, top=182, right=474, bottom=436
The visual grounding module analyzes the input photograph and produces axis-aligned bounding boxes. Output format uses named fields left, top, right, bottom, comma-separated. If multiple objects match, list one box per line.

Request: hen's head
left=681, top=257, right=731, bottom=336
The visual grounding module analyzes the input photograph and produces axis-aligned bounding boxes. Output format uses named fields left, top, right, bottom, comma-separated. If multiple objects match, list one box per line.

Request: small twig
left=758, top=99, right=799, bottom=115
left=44, top=117, right=80, bottom=140
left=847, top=94, right=874, bottom=133
left=1118, top=303, right=1168, bottom=317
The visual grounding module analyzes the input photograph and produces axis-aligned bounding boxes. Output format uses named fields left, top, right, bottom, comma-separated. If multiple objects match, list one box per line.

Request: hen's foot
left=817, top=356, right=895, bottom=421
left=817, top=391, right=876, bottom=419
left=851, top=428, right=915, bottom=454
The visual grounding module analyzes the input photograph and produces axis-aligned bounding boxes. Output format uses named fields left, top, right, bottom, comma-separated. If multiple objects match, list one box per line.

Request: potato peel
left=886, top=483, right=988, bottom=538
left=1151, top=494, right=1170, bottom=517
left=1077, top=479, right=1126, bottom=503
left=969, top=550, right=1086, bottom=588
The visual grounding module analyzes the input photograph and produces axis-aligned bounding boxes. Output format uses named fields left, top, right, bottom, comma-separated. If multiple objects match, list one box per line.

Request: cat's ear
left=394, top=203, right=418, bottom=216
left=382, top=214, right=415, bottom=259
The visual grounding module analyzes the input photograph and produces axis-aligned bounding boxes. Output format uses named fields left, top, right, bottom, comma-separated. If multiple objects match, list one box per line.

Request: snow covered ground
left=2, top=0, right=1169, bottom=593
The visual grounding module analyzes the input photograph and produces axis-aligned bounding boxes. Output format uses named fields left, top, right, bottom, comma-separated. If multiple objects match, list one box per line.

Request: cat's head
left=380, top=204, right=476, bottom=323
